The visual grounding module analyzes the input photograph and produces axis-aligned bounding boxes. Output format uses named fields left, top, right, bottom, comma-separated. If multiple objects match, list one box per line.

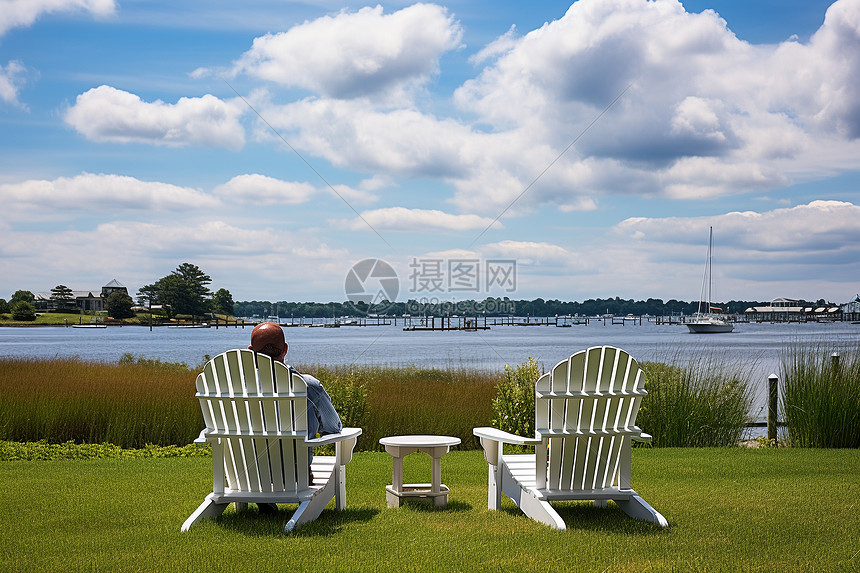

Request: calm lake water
left=2, top=320, right=857, bottom=423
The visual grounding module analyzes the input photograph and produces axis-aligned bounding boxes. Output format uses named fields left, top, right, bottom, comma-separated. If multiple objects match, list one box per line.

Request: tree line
left=233, top=296, right=836, bottom=319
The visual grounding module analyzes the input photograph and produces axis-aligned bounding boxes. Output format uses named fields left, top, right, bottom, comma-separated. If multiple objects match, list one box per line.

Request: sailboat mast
left=707, top=226, right=713, bottom=312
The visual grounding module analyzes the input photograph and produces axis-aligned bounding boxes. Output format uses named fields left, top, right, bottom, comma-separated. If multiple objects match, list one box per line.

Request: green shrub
left=639, top=353, right=754, bottom=447
left=11, top=300, right=36, bottom=321
left=0, top=439, right=211, bottom=461
left=313, top=367, right=369, bottom=431
left=781, top=342, right=860, bottom=448
left=491, top=357, right=540, bottom=441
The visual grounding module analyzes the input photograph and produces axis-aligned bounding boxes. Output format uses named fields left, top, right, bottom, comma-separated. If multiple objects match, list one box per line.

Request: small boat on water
left=71, top=323, right=107, bottom=328
left=687, top=227, right=733, bottom=334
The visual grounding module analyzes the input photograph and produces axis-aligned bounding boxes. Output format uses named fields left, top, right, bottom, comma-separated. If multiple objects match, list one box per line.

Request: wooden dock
left=403, top=316, right=490, bottom=331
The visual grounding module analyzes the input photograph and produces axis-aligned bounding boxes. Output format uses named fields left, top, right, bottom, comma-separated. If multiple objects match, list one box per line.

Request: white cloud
left=238, top=0, right=858, bottom=218
left=189, top=67, right=212, bottom=80
left=0, top=173, right=218, bottom=216
left=213, top=174, right=316, bottom=205
left=617, top=200, right=860, bottom=255
left=0, top=0, right=115, bottom=35
left=481, top=240, right=577, bottom=266
left=0, top=60, right=29, bottom=107
left=0, top=220, right=352, bottom=300
left=232, top=4, right=462, bottom=100
left=64, top=85, right=246, bottom=149
left=469, top=25, right=519, bottom=64
left=261, top=97, right=476, bottom=177
left=605, top=200, right=860, bottom=300
left=451, top=200, right=860, bottom=303
left=559, top=196, right=598, bottom=212
left=326, top=183, right=379, bottom=206
left=767, top=0, right=860, bottom=139
left=345, top=207, right=502, bottom=232
left=438, top=0, right=860, bottom=210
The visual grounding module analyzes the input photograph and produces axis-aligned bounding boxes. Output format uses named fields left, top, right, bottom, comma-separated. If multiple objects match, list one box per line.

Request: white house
left=35, top=279, right=129, bottom=312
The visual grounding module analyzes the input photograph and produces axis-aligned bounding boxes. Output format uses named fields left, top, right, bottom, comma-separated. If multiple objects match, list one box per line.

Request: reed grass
left=306, top=364, right=499, bottom=450
left=780, top=341, right=860, bottom=448
left=2, top=348, right=763, bottom=451
left=0, top=357, right=202, bottom=448
left=0, top=357, right=499, bottom=450
left=638, top=351, right=755, bottom=447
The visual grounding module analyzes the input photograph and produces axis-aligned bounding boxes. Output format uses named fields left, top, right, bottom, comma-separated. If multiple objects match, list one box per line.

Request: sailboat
left=687, top=226, right=733, bottom=333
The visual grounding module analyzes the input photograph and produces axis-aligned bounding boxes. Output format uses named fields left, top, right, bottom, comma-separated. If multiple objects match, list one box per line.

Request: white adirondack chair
left=181, top=349, right=362, bottom=533
left=474, top=346, right=667, bottom=529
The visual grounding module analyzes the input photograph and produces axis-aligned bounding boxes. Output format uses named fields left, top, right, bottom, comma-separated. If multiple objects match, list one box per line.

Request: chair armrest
left=473, top=426, right=542, bottom=446
left=194, top=429, right=207, bottom=444
left=304, top=426, right=362, bottom=446
left=632, top=432, right=652, bottom=443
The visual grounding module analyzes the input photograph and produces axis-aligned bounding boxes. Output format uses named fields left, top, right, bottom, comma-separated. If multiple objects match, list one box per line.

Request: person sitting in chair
left=248, top=322, right=342, bottom=513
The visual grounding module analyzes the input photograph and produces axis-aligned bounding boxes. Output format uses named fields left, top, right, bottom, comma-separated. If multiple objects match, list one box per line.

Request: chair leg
left=181, top=494, right=229, bottom=531
left=335, top=463, right=346, bottom=511
left=488, top=464, right=501, bottom=510
left=519, top=492, right=566, bottom=530
left=284, top=479, right=335, bottom=532
left=614, top=494, right=669, bottom=527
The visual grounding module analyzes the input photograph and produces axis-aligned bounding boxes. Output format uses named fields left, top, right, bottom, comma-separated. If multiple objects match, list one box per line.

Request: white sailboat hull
left=686, top=315, right=733, bottom=333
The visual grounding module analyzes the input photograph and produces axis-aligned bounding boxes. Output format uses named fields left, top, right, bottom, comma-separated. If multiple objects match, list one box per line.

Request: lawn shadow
left=216, top=505, right=379, bottom=537
left=499, top=500, right=671, bottom=534
left=389, top=499, right=473, bottom=513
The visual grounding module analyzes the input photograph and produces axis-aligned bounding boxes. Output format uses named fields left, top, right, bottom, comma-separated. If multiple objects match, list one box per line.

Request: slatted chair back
left=195, top=349, right=311, bottom=494
left=534, top=346, right=647, bottom=491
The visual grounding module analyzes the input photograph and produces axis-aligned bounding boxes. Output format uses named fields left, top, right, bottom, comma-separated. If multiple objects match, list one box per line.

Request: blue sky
left=1, top=0, right=858, bottom=305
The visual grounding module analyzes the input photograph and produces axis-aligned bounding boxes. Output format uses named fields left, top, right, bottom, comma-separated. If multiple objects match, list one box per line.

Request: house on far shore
left=34, top=279, right=130, bottom=312
left=843, top=294, right=860, bottom=315
left=101, top=279, right=128, bottom=299
left=745, top=296, right=843, bottom=323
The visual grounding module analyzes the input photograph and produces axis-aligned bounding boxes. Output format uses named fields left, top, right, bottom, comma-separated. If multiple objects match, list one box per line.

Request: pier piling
left=768, top=373, right=779, bottom=441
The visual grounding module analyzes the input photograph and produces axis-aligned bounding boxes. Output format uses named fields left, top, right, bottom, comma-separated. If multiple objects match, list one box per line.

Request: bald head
left=249, top=322, right=287, bottom=360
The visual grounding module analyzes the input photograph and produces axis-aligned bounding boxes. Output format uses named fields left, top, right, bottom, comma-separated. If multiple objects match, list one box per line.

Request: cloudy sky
left=1, top=0, right=858, bottom=305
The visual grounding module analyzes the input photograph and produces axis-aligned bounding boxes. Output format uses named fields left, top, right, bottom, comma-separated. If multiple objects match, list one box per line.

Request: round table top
left=379, top=435, right=461, bottom=448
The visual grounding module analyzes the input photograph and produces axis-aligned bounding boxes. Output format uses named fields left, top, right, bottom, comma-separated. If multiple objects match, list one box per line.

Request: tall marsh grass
left=0, top=357, right=499, bottom=450
left=638, top=351, right=755, bottom=447
left=2, top=348, right=766, bottom=450
left=0, top=356, right=202, bottom=448
left=781, top=342, right=860, bottom=448
left=307, top=364, right=499, bottom=450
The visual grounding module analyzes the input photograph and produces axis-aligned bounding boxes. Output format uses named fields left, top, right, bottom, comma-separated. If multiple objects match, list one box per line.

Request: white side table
left=379, top=435, right=461, bottom=508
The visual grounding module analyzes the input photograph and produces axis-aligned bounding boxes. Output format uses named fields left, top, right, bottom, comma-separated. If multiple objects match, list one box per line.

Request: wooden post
left=768, top=373, right=779, bottom=441
left=831, top=352, right=840, bottom=370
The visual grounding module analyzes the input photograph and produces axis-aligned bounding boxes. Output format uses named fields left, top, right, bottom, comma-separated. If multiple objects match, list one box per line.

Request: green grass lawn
left=2, top=448, right=857, bottom=572
left=0, top=311, right=151, bottom=326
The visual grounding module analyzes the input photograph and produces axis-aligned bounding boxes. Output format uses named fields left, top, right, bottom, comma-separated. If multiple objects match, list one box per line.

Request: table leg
left=392, top=451, right=403, bottom=493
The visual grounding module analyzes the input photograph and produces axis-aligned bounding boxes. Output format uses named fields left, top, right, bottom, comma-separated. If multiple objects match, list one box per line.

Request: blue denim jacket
left=297, top=370, right=342, bottom=437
